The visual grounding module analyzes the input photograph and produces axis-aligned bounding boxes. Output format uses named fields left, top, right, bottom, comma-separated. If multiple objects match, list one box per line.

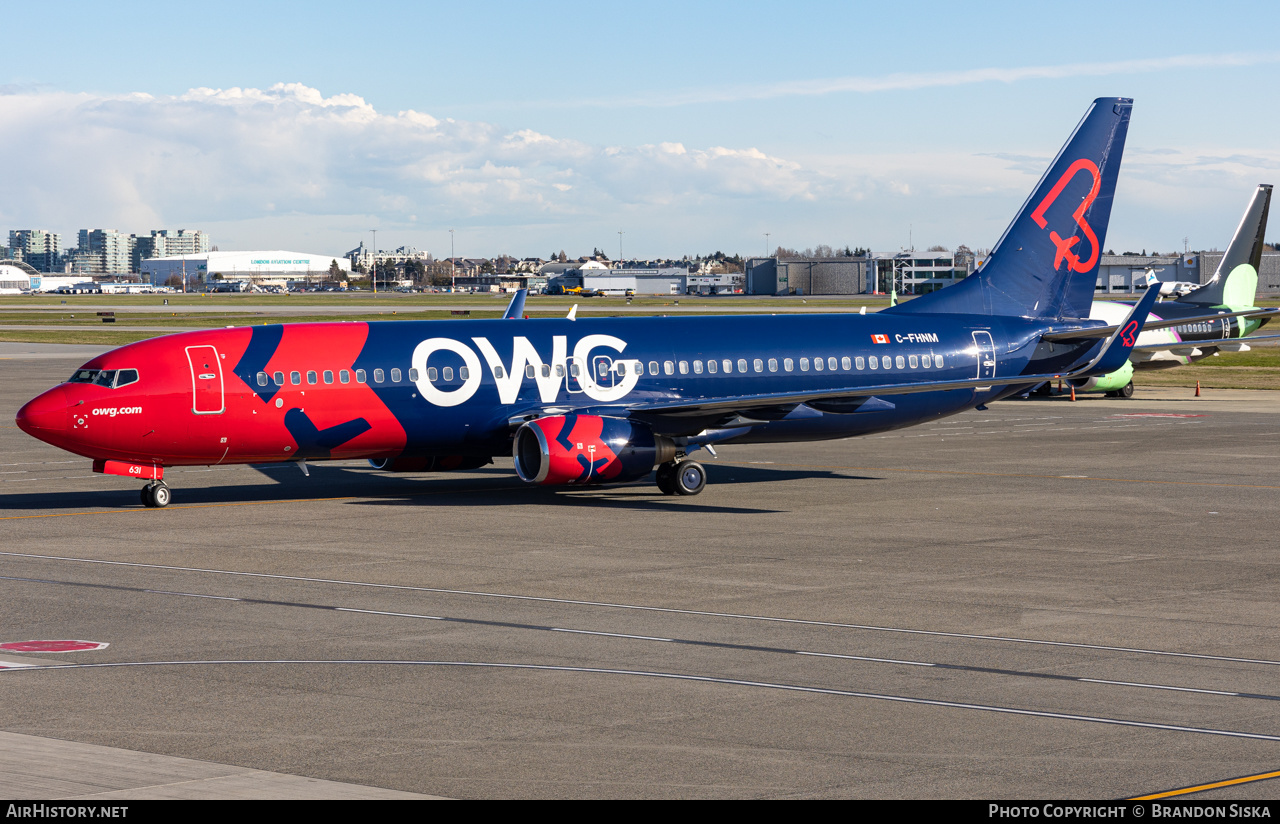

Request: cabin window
left=649, top=361, right=659, bottom=375
left=895, top=356, right=905, bottom=369
left=323, top=370, right=334, bottom=384
left=800, top=357, right=810, bottom=372
left=934, top=354, right=944, bottom=368
left=753, top=358, right=763, bottom=372
left=813, top=358, right=824, bottom=372
left=355, top=369, right=366, bottom=383
left=541, top=364, right=551, bottom=378
left=707, top=359, right=718, bottom=374
left=443, top=366, right=454, bottom=381
left=339, top=370, right=350, bottom=384
left=881, top=356, right=891, bottom=369
left=679, top=361, right=689, bottom=375
left=722, top=359, right=732, bottom=373
left=408, top=368, right=419, bottom=381
left=426, top=367, right=438, bottom=381
left=291, top=371, right=301, bottom=385
left=391, top=368, right=402, bottom=382
left=664, top=361, right=674, bottom=375
left=908, top=355, right=919, bottom=369
left=693, top=360, right=703, bottom=374
left=555, top=364, right=565, bottom=378
left=784, top=358, right=794, bottom=372
left=921, top=355, right=931, bottom=368
left=569, top=362, right=580, bottom=377
left=525, top=364, right=536, bottom=379
left=828, top=357, right=838, bottom=371
left=734, top=359, right=745, bottom=373
left=460, top=366, right=470, bottom=380
left=842, top=357, right=851, bottom=370
left=306, top=371, right=317, bottom=385
left=274, top=371, right=284, bottom=386
left=256, top=372, right=268, bottom=387
left=855, top=357, right=865, bottom=370
left=493, top=365, right=505, bottom=379
left=768, top=358, right=778, bottom=372
left=867, top=357, right=878, bottom=370
left=373, top=368, right=384, bottom=383
left=615, top=362, right=627, bottom=376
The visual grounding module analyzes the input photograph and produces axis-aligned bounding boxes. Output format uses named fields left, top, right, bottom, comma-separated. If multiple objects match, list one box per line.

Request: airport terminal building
left=141, top=250, right=351, bottom=287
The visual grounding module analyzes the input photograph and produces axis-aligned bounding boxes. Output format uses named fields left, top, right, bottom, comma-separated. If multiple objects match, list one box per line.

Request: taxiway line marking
left=2, top=572, right=1275, bottom=703
left=3, top=550, right=1279, bottom=668
left=8, top=659, right=1280, bottom=744
left=1133, top=769, right=1280, bottom=799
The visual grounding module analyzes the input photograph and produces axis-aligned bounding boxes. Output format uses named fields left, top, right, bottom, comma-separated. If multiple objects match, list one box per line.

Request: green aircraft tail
left=1179, top=183, right=1272, bottom=308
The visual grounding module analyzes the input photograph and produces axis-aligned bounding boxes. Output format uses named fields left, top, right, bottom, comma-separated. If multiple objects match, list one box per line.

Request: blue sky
left=3, top=1, right=1277, bottom=259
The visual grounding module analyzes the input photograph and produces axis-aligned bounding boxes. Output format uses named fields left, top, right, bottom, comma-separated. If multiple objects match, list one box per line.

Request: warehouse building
left=141, top=250, right=350, bottom=287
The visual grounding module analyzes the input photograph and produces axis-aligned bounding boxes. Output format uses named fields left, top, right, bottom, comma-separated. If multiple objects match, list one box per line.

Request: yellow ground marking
left=1133, top=768, right=1280, bottom=799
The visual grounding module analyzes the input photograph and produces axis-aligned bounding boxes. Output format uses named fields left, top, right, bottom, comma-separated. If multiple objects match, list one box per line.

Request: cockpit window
left=67, top=368, right=137, bottom=389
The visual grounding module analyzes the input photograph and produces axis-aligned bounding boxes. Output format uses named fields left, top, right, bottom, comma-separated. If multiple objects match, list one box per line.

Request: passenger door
left=185, top=344, right=225, bottom=415
left=971, top=331, right=996, bottom=381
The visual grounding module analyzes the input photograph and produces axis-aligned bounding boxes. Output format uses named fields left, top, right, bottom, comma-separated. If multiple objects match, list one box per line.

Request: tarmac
left=2, top=345, right=1280, bottom=799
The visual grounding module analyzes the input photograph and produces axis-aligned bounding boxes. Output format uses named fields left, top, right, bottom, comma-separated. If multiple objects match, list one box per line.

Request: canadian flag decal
left=871, top=334, right=890, bottom=344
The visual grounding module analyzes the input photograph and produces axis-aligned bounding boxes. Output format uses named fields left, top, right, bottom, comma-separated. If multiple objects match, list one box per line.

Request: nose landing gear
left=141, top=481, right=171, bottom=508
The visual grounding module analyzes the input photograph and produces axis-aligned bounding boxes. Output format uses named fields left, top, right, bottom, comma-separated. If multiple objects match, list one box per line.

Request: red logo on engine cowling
left=1029, top=158, right=1102, bottom=273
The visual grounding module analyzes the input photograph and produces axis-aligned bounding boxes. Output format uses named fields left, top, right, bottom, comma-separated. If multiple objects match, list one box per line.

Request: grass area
left=0, top=329, right=163, bottom=345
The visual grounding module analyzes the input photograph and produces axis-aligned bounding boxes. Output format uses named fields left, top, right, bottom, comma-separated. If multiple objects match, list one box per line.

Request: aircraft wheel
left=151, top=483, right=172, bottom=508
left=1118, top=381, right=1134, bottom=399
left=141, top=484, right=155, bottom=507
left=655, top=462, right=678, bottom=495
left=674, top=460, right=706, bottom=496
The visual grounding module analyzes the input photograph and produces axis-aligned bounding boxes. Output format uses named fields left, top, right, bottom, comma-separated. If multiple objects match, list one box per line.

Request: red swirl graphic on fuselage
left=1029, top=158, right=1102, bottom=273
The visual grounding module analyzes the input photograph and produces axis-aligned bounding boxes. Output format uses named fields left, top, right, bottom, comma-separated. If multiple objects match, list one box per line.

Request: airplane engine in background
left=513, top=414, right=677, bottom=486
left=1069, top=359, right=1135, bottom=397
left=368, top=455, right=494, bottom=472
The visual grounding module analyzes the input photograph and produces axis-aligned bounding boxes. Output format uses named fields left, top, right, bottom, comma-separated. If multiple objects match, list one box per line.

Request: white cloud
left=0, top=82, right=827, bottom=253
left=0, top=82, right=1274, bottom=256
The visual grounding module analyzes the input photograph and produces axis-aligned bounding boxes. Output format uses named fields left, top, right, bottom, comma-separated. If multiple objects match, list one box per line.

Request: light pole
left=449, top=229, right=455, bottom=291
left=764, top=233, right=771, bottom=258
left=370, top=229, right=377, bottom=293
left=618, top=230, right=624, bottom=266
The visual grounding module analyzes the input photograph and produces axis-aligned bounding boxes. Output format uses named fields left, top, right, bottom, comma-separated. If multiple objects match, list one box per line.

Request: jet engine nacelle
left=1069, top=358, right=1134, bottom=392
left=513, top=414, right=676, bottom=486
left=369, top=455, right=494, bottom=472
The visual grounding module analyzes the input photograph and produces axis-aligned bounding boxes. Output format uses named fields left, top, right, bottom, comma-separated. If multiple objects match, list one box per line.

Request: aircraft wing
left=1042, top=307, right=1280, bottom=341
left=625, top=284, right=1158, bottom=419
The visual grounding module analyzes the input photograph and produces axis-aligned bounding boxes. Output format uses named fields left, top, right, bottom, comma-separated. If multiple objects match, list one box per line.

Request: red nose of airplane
left=16, top=386, right=69, bottom=437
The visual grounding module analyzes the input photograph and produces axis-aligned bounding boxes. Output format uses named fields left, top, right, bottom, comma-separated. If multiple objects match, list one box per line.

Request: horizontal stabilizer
left=1042, top=307, right=1279, bottom=342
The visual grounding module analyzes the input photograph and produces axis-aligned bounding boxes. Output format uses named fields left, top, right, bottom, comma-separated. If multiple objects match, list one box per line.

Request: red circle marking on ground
left=0, top=640, right=109, bottom=653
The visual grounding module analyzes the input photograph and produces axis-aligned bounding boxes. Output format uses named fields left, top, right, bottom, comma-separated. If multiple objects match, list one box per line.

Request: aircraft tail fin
left=888, top=98, right=1132, bottom=320
left=1178, top=184, right=1272, bottom=307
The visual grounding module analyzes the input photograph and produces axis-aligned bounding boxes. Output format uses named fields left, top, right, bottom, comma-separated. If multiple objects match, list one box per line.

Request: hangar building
left=141, top=251, right=351, bottom=286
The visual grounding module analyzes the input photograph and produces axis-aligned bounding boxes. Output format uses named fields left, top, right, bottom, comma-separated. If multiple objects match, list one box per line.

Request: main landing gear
left=655, top=459, right=707, bottom=496
left=1105, top=381, right=1135, bottom=399
left=141, top=481, right=171, bottom=508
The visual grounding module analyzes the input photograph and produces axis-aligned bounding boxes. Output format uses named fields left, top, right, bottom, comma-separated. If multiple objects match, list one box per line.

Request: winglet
left=502, top=288, right=528, bottom=319
left=566, top=304, right=578, bottom=321
left=1083, top=282, right=1161, bottom=375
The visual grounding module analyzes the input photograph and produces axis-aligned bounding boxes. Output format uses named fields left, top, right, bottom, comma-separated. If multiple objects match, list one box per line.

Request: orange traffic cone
left=1070, top=384, right=1076, bottom=402
left=1195, top=381, right=1201, bottom=397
